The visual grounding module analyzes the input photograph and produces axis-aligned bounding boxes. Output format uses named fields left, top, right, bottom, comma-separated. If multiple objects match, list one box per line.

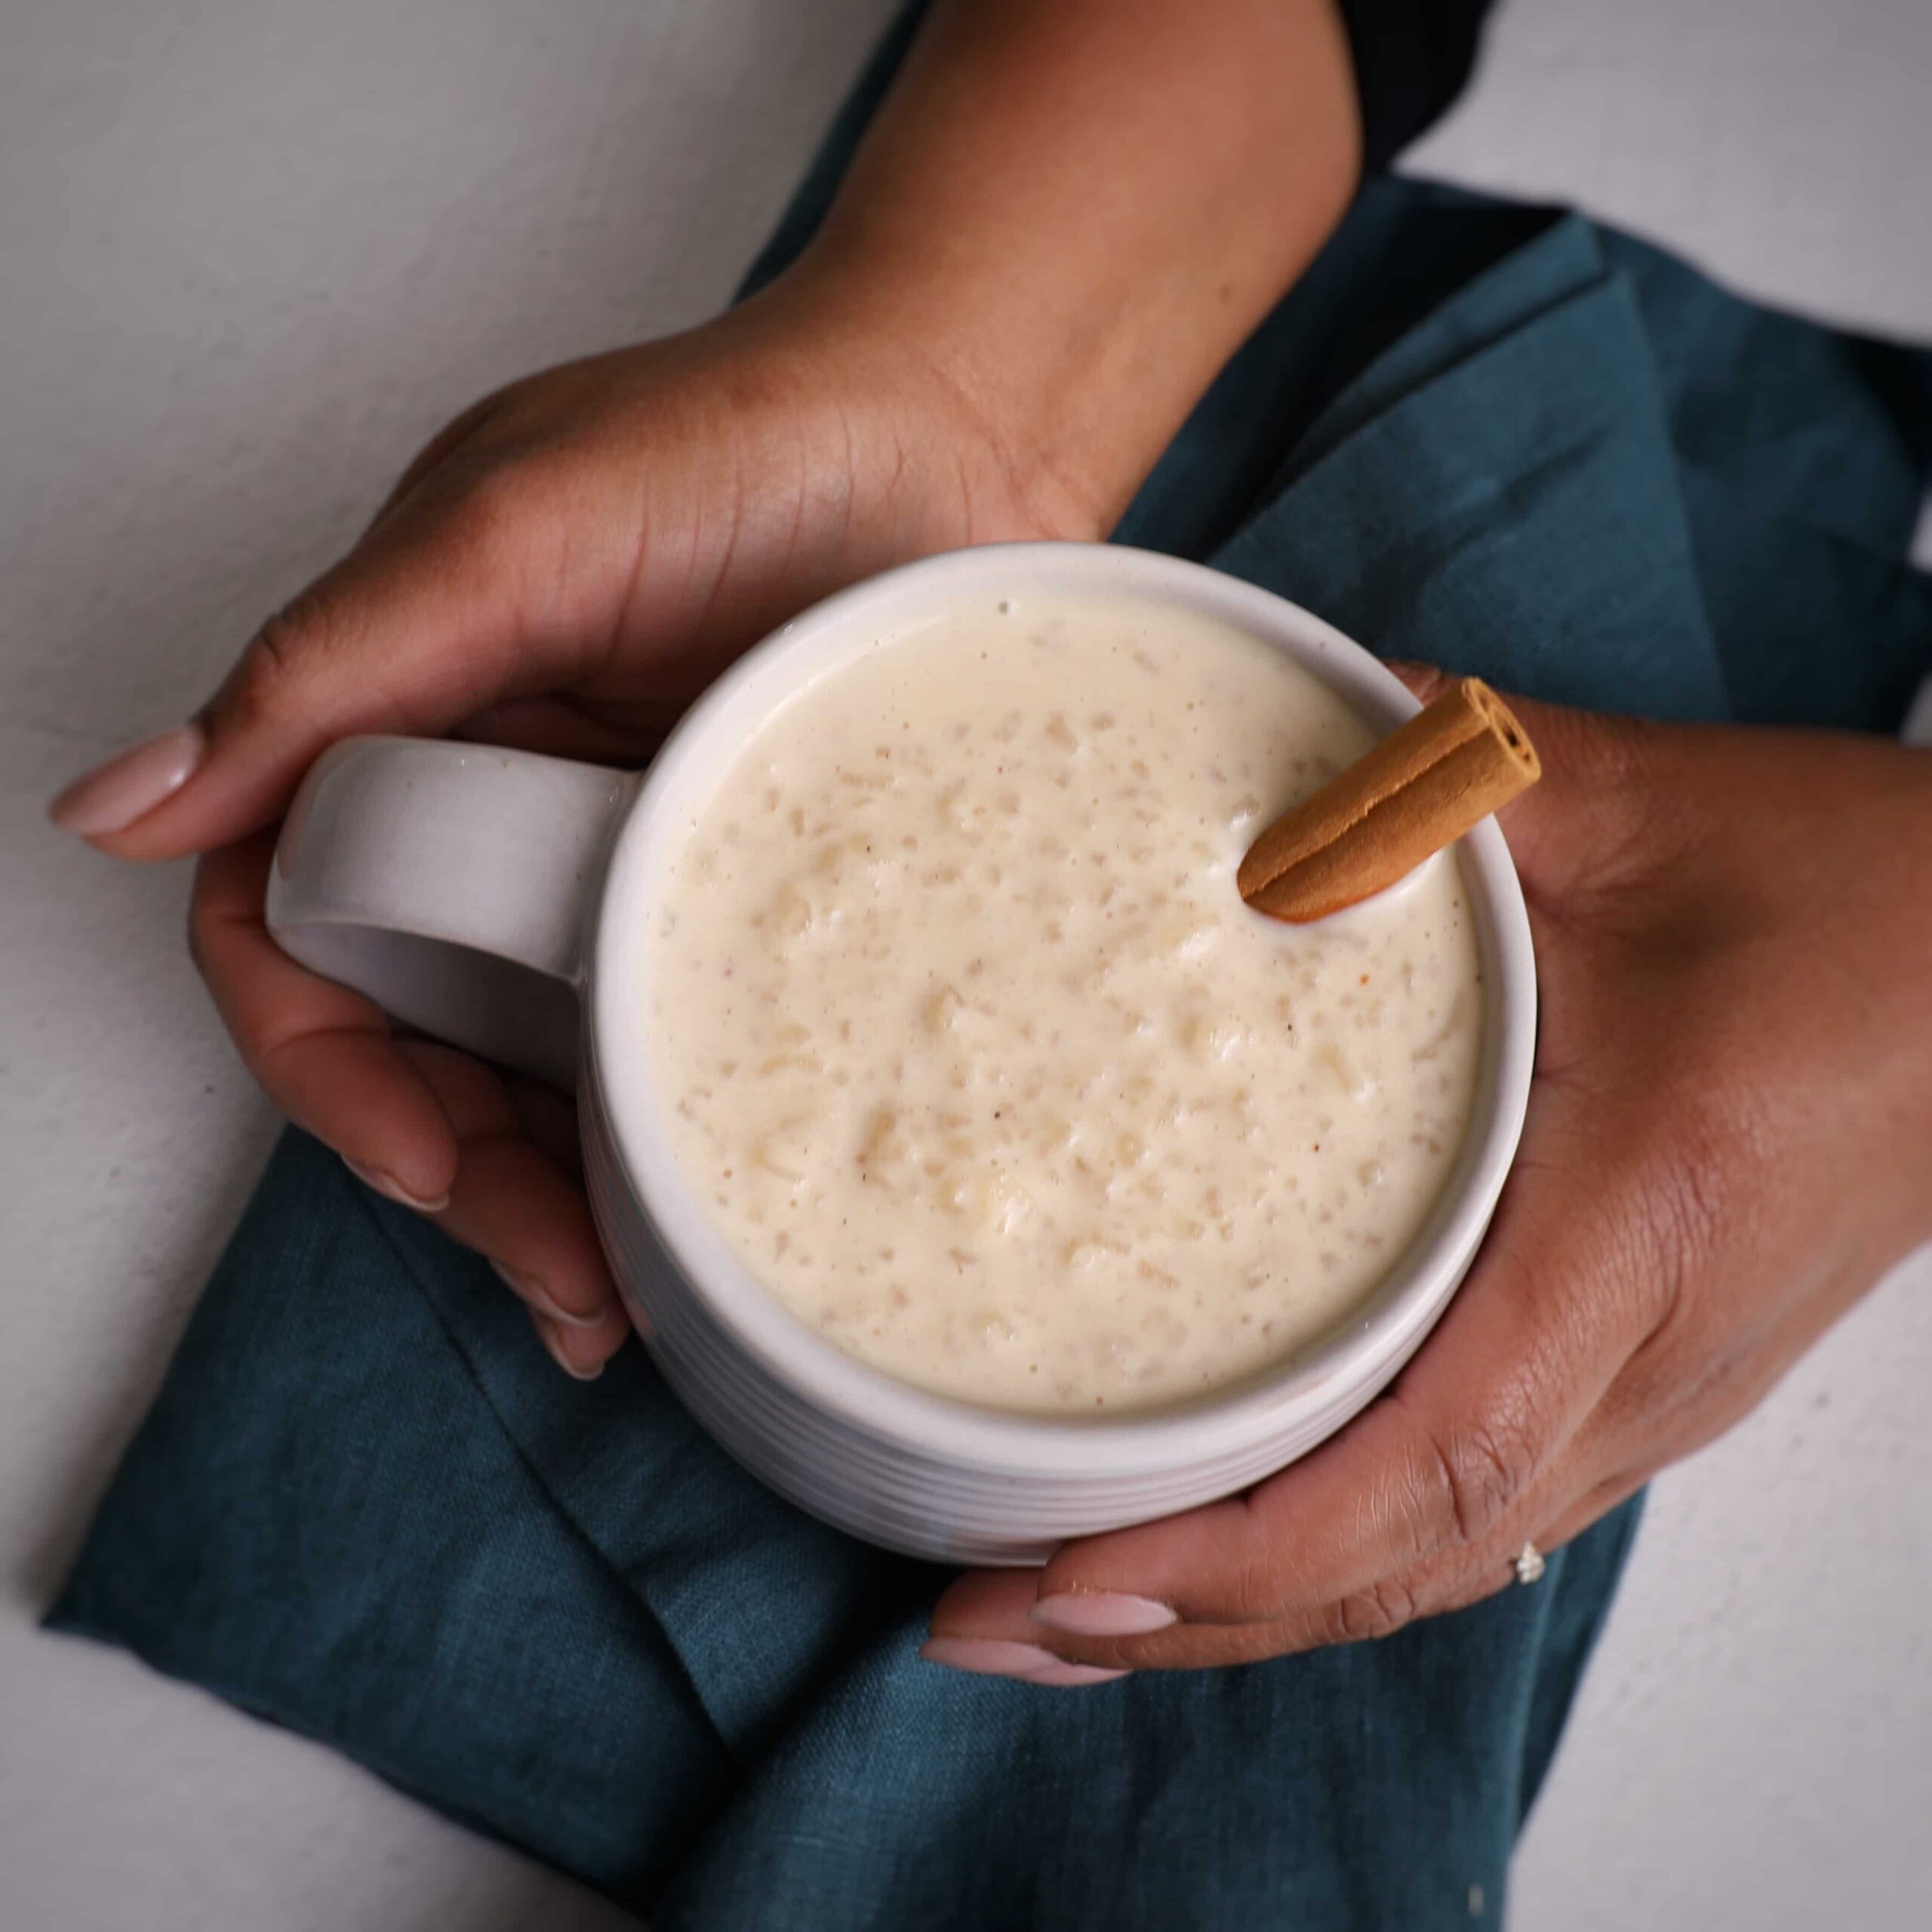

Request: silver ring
left=1514, top=1540, right=1546, bottom=1586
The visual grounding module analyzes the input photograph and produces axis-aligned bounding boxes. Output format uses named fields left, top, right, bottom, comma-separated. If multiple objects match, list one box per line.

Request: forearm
left=777, top=0, right=1364, bottom=531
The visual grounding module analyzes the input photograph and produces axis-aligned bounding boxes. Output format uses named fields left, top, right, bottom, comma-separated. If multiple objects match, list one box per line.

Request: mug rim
left=589, top=543, right=1535, bottom=1478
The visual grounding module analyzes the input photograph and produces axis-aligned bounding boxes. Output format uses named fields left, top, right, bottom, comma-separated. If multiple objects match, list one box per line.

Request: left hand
left=54, top=288, right=1100, bottom=1381
left=925, top=675, right=1932, bottom=1681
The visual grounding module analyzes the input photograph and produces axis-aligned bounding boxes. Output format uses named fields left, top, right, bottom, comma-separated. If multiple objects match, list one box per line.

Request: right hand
left=51, top=277, right=1101, bottom=1377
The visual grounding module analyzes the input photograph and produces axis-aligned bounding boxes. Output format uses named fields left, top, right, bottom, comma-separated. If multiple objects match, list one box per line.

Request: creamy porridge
left=646, top=591, right=1482, bottom=1414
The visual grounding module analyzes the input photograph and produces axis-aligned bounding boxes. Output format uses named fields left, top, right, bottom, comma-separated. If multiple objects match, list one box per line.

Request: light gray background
left=3, top=2, right=1927, bottom=1927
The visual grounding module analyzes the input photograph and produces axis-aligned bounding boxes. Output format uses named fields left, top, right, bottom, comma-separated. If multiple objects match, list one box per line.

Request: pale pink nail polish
left=491, top=1260, right=605, bottom=1331
left=920, top=1637, right=1065, bottom=1679
left=1031, top=1592, right=1178, bottom=1638
left=343, top=1157, right=451, bottom=1214
left=1020, top=1660, right=1134, bottom=1688
left=49, top=724, right=205, bottom=838
left=920, top=1637, right=1131, bottom=1686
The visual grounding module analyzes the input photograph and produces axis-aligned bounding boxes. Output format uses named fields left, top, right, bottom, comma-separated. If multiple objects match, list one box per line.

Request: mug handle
left=265, top=736, right=636, bottom=1090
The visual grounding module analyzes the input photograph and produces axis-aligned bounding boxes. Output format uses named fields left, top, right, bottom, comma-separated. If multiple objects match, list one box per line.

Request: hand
left=48, top=0, right=1364, bottom=1380
left=925, top=680, right=1932, bottom=1680
left=51, top=276, right=1099, bottom=1377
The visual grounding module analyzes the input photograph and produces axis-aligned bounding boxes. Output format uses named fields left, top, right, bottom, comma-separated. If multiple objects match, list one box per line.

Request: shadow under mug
left=267, top=543, right=1537, bottom=1564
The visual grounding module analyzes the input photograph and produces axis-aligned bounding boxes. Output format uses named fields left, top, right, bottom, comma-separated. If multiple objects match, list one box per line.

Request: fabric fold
left=1214, top=224, right=1727, bottom=718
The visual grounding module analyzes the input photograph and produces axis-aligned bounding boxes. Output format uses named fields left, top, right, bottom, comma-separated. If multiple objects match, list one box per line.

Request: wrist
left=726, top=257, right=1114, bottom=546
left=761, top=0, right=1362, bottom=535
left=762, top=248, right=1118, bottom=540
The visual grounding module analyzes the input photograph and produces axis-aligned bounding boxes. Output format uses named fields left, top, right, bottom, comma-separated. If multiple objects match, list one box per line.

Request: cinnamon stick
left=1238, top=677, right=1540, bottom=922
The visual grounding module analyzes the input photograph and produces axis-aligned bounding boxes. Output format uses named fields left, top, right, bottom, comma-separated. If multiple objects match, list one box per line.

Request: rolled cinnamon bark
left=1238, top=677, right=1540, bottom=922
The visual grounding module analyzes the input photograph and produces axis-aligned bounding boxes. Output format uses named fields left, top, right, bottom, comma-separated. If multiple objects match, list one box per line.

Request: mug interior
left=591, top=543, right=1534, bottom=1478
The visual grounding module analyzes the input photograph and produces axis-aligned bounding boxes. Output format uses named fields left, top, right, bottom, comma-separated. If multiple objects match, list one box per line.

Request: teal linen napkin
left=49, top=32, right=1931, bottom=1932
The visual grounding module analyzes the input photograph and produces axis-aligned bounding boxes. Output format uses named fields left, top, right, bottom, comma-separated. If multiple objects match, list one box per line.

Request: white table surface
left=3, top=3, right=1927, bottom=1927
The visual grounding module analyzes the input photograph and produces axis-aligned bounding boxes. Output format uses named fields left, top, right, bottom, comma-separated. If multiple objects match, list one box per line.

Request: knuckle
left=1654, top=1106, right=1748, bottom=1276
left=1323, top=1575, right=1420, bottom=1647
left=1409, top=1398, right=1540, bottom=1550
left=1444, top=1414, right=1537, bottom=1543
left=1623, top=1101, right=1755, bottom=1357
left=1223, top=1545, right=1291, bottom=1625
left=1531, top=712, right=1671, bottom=906
left=1191, top=1494, right=1300, bottom=1625
left=227, top=593, right=330, bottom=731
left=443, top=461, right=539, bottom=556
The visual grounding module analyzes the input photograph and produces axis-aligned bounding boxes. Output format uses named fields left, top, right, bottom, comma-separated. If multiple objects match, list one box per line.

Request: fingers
left=926, top=1454, right=1643, bottom=1678
left=928, top=1567, right=1314, bottom=1674
left=1029, top=1129, right=1644, bottom=1629
left=921, top=1068, right=1665, bottom=1677
left=55, top=463, right=625, bottom=860
left=928, top=1226, right=1669, bottom=1683
left=920, top=1571, right=1134, bottom=1687
left=456, top=693, right=682, bottom=764
left=192, top=837, right=627, bottom=1379
left=1379, top=660, right=1668, bottom=896
left=190, top=835, right=458, bottom=1205
left=1531, top=1470, right=1647, bottom=1558
left=395, top=1041, right=629, bottom=1377
left=1382, top=660, right=1454, bottom=704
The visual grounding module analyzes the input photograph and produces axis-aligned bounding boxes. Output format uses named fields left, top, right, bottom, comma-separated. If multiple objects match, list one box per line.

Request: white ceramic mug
left=268, top=543, right=1537, bottom=1564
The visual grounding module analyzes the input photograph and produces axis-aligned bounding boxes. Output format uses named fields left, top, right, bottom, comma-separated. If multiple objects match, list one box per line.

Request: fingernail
left=921, top=1637, right=1061, bottom=1678
left=1021, top=1660, right=1134, bottom=1687
left=49, top=724, right=205, bottom=838
left=918, top=1637, right=1128, bottom=1686
left=491, top=1260, right=605, bottom=1331
left=343, top=1157, right=450, bottom=1214
left=1031, top=1591, right=1178, bottom=1638
left=531, top=1310, right=604, bottom=1381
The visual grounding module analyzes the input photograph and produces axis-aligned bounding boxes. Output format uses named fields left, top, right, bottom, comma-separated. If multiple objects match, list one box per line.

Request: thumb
left=1380, top=659, right=1656, bottom=883
left=51, top=473, right=603, bottom=858
left=1381, top=658, right=1456, bottom=706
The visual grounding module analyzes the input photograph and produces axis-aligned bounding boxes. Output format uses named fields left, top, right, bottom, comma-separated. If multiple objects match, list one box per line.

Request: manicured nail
left=49, top=724, right=205, bottom=838
left=1031, top=1591, right=1178, bottom=1638
left=490, top=1260, right=605, bottom=1331
left=918, top=1637, right=1128, bottom=1686
left=531, top=1310, right=605, bottom=1381
left=343, top=1157, right=450, bottom=1214
left=1020, top=1660, right=1134, bottom=1687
